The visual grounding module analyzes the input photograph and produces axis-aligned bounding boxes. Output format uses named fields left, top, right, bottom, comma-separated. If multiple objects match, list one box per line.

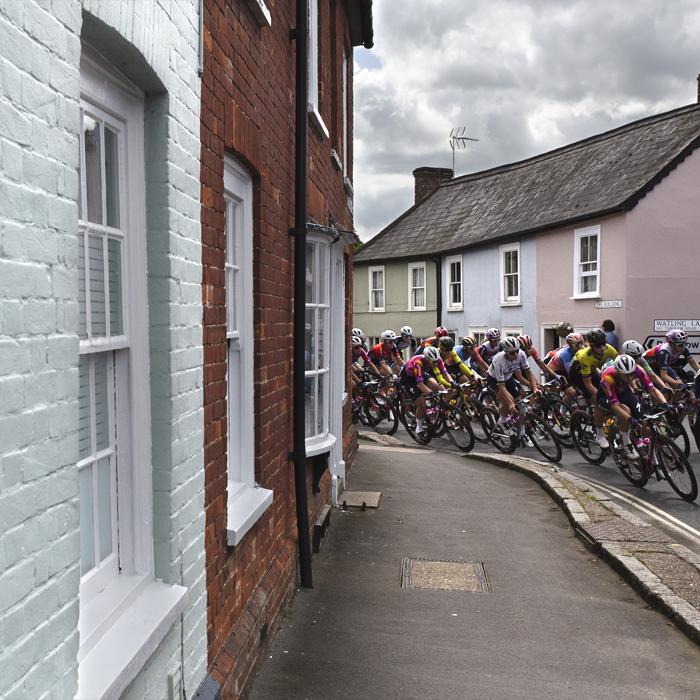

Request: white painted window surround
left=308, top=0, right=329, bottom=139
left=499, top=241, right=521, bottom=306
left=246, top=0, right=271, bottom=26
left=76, top=49, right=187, bottom=700
left=446, top=255, right=462, bottom=310
left=408, top=262, right=426, bottom=311
left=501, top=326, right=523, bottom=338
left=369, top=265, right=385, bottom=312
left=572, top=225, right=601, bottom=299
left=224, top=156, right=272, bottom=547
left=469, top=326, right=487, bottom=347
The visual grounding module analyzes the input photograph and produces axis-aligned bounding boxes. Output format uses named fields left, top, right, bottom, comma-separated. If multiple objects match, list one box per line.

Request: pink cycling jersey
left=600, top=365, right=653, bottom=404
left=352, top=347, right=371, bottom=365
left=369, top=342, right=400, bottom=365
left=404, top=354, right=447, bottom=383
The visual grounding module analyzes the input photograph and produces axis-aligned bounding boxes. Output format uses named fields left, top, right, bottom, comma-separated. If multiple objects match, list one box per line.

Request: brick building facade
left=199, top=0, right=372, bottom=698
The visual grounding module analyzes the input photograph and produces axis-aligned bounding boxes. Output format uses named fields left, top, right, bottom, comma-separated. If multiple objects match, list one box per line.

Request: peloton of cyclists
left=368, top=330, right=405, bottom=382
left=457, top=335, right=490, bottom=375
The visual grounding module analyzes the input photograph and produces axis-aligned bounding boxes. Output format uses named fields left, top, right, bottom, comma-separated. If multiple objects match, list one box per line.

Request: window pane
left=227, top=267, right=237, bottom=333
left=89, top=235, right=106, bottom=337
left=317, top=372, right=325, bottom=435
left=94, top=353, right=110, bottom=452
left=372, top=289, right=384, bottom=309
left=581, top=275, right=597, bottom=294
left=318, top=244, right=328, bottom=304
left=84, top=116, right=103, bottom=225
left=78, top=355, right=91, bottom=460
left=306, top=243, right=315, bottom=303
left=107, top=238, right=122, bottom=336
left=511, top=252, right=518, bottom=273
left=451, top=262, right=461, bottom=284
left=317, top=309, right=325, bottom=370
left=506, top=274, right=518, bottom=299
left=504, top=252, right=511, bottom=275
left=104, top=127, right=120, bottom=228
left=580, top=237, right=589, bottom=264
left=227, top=201, right=238, bottom=267
left=451, top=283, right=461, bottom=305
left=305, top=376, right=316, bottom=438
left=80, top=466, right=95, bottom=576
left=78, top=232, right=87, bottom=340
left=97, top=458, right=113, bottom=562
left=589, top=236, right=597, bottom=261
left=305, top=307, right=315, bottom=368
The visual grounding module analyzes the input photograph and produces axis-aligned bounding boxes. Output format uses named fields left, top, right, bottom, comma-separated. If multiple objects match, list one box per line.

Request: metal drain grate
left=580, top=521, right=673, bottom=543
left=400, top=558, right=491, bottom=593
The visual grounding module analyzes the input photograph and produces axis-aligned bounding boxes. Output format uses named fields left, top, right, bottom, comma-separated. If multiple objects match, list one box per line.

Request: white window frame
left=446, top=255, right=463, bottom=311
left=408, top=262, right=426, bottom=311
left=499, top=242, right=521, bottom=306
left=224, top=156, right=272, bottom=546
left=308, top=0, right=329, bottom=139
left=368, top=265, right=385, bottom=312
left=572, top=225, right=601, bottom=299
left=501, top=326, right=523, bottom=338
left=469, top=326, right=487, bottom=347
left=76, top=49, right=187, bottom=700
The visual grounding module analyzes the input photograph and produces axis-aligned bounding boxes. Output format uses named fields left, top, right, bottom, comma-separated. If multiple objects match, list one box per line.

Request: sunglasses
left=506, top=350, right=519, bottom=356
left=592, top=342, right=606, bottom=349
left=672, top=342, right=687, bottom=348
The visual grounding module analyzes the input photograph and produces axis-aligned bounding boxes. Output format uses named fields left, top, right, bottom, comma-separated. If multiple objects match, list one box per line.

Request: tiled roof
left=355, top=103, right=700, bottom=263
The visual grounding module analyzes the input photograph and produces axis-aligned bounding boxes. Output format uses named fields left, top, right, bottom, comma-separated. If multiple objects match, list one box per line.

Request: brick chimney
left=413, top=167, right=453, bottom=206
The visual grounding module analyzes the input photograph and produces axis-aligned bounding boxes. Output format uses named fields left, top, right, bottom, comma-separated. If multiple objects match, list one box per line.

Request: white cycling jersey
left=487, top=349, right=530, bottom=383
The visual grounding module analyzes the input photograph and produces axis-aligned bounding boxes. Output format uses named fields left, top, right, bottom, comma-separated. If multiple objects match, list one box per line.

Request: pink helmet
left=486, top=328, right=501, bottom=341
left=566, top=332, right=584, bottom=347
left=517, top=335, right=533, bottom=351
left=666, top=329, right=688, bottom=344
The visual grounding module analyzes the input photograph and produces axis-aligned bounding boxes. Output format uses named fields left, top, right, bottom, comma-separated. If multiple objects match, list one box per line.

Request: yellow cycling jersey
left=444, top=349, right=474, bottom=378
left=573, top=345, right=618, bottom=376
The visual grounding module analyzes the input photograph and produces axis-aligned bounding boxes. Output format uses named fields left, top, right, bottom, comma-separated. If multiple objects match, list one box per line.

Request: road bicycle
left=530, top=378, right=574, bottom=448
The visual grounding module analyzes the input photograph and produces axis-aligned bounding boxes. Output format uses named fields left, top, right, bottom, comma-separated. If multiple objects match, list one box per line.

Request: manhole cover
left=400, top=558, right=491, bottom=593
left=581, top=521, right=673, bottom=543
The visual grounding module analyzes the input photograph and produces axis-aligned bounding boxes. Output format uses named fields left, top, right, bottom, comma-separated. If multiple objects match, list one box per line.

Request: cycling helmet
left=566, top=332, right=584, bottom=347
left=585, top=328, right=607, bottom=346
left=352, top=335, right=363, bottom=347
left=556, top=321, right=573, bottom=336
left=423, top=345, right=440, bottom=361
left=380, top=329, right=397, bottom=342
left=434, top=326, right=449, bottom=338
left=666, top=329, right=688, bottom=344
left=486, top=328, right=501, bottom=341
left=501, top=336, right=520, bottom=353
left=614, top=354, right=637, bottom=376
left=400, top=325, right=413, bottom=337
left=461, top=335, right=478, bottom=349
left=437, top=336, right=454, bottom=351
left=621, top=340, right=644, bottom=358
left=517, top=334, right=533, bottom=351
left=352, top=327, right=363, bottom=337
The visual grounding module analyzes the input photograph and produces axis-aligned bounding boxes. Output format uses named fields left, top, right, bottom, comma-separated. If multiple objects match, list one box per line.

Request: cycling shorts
left=446, top=364, right=464, bottom=382
left=485, top=374, right=521, bottom=401
left=399, top=368, right=424, bottom=401
left=569, top=364, right=600, bottom=400
left=595, top=386, right=644, bottom=421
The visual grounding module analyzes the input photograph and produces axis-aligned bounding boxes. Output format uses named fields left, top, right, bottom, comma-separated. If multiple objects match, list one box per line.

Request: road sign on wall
left=654, top=320, right=700, bottom=333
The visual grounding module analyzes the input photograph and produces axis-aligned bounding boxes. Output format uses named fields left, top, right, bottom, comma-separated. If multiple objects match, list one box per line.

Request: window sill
left=500, top=300, right=522, bottom=307
left=306, top=432, right=337, bottom=458
left=446, top=306, right=463, bottom=312
left=368, top=309, right=385, bottom=313
left=408, top=307, right=427, bottom=313
left=227, top=482, right=274, bottom=546
left=570, top=293, right=601, bottom=300
left=308, top=104, right=329, bottom=140
left=245, top=0, right=271, bottom=26
left=77, top=577, right=188, bottom=700
left=342, top=391, right=349, bottom=406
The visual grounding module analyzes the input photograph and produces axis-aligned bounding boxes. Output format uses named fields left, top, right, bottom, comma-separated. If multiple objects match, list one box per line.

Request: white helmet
left=352, top=327, right=363, bottom=337
left=614, top=354, right=637, bottom=375
left=423, top=345, right=440, bottom=361
left=400, top=325, right=413, bottom=336
left=500, top=336, right=520, bottom=353
left=621, top=340, right=644, bottom=358
left=380, top=329, right=397, bottom=342
left=352, top=335, right=363, bottom=347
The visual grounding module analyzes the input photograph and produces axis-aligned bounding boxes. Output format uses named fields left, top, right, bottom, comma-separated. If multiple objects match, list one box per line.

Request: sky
left=352, top=0, right=700, bottom=242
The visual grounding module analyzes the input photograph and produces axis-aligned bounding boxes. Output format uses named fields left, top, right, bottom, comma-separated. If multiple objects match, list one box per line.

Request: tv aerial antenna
left=449, top=127, right=478, bottom=175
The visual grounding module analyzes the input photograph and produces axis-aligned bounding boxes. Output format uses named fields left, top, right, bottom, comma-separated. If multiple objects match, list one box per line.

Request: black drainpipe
left=289, top=0, right=313, bottom=588
left=431, top=256, right=442, bottom=329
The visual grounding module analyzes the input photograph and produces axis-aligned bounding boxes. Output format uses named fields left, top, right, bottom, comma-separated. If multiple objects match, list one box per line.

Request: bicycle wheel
left=480, top=407, right=516, bottom=454
left=364, top=392, right=398, bottom=436
left=460, top=397, right=491, bottom=443
left=660, top=417, right=690, bottom=458
left=524, top=412, right=562, bottom=463
left=401, top=400, right=432, bottom=445
left=444, top=409, right=475, bottom=453
left=610, top=429, right=648, bottom=487
left=424, top=397, right=446, bottom=438
left=569, top=410, right=607, bottom=465
left=656, top=435, right=698, bottom=502
left=543, top=398, right=574, bottom=448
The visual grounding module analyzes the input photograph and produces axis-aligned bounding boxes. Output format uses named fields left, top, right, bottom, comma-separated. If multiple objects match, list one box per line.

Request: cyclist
left=368, top=330, right=405, bottom=382
left=643, top=330, right=700, bottom=400
left=547, top=332, right=584, bottom=404
left=435, top=336, right=475, bottom=390
left=594, top=354, right=671, bottom=453
left=351, top=335, right=379, bottom=386
left=457, top=335, right=490, bottom=376
left=568, top=328, right=617, bottom=406
left=517, top=334, right=560, bottom=382
left=620, top=340, right=670, bottom=393
left=486, top=336, right=539, bottom=443
left=399, top=345, right=457, bottom=436
left=417, top=326, right=450, bottom=354
left=352, top=327, right=369, bottom=352
left=477, top=328, right=502, bottom=367
left=392, top=325, right=418, bottom=375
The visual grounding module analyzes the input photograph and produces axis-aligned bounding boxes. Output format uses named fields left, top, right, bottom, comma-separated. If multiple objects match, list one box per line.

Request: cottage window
left=408, top=262, right=426, bottom=311
left=308, top=0, right=329, bottom=138
left=369, top=266, right=385, bottom=312
left=224, top=156, right=272, bottom=546
left=499, top=242, right=521, bottom=306
left=305, top=238, right=331, bottom=443
left=573, top=226, right=601, bottom=298
left=469, top=326, right=487, bottom=347
left=446, top=255, right=462, bottom=310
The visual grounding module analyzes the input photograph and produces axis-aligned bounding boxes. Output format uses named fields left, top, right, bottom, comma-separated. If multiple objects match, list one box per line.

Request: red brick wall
left=201, top=0, right=356, bottom=696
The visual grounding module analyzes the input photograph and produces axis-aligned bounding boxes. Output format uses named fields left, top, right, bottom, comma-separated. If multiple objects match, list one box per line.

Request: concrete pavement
left=249, top=440, right=700, bottom=699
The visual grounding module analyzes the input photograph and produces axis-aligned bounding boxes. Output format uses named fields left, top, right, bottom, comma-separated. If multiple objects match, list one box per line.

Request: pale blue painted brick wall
left=0, top=1, right=207, bottom=698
